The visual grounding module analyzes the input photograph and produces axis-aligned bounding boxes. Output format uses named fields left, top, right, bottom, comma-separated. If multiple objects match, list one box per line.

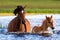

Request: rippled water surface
left=0, top=14, right=60, bottom=40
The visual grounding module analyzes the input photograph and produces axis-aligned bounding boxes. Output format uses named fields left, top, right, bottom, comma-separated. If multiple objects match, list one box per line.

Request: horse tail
left=32, top=26, right=38, bottom=33
left=32, top=29, right=35, bottom=33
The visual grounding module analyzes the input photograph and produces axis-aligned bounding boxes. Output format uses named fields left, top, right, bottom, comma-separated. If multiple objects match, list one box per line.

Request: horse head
left=13, top=5, right=26, bottom=19
left=46, top=16, right=54, bottom=30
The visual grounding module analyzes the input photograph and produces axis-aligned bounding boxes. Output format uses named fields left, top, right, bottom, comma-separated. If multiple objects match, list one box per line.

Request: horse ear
left=24, top=5, right=27, bottom=8
left=46, top=16, right=47, bottom=19
left=51, top=15, right=52, bottom=18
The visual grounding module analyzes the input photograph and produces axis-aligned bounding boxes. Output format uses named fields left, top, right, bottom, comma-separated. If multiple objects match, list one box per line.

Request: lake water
left=0, top=14, right=60, bottom=40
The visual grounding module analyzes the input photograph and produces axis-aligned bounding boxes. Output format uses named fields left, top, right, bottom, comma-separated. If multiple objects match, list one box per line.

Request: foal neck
left=41, top=20, right=48, bottom=30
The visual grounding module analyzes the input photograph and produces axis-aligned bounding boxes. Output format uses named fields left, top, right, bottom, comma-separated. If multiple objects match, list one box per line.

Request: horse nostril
left=52, top=27, right=54, bottom=29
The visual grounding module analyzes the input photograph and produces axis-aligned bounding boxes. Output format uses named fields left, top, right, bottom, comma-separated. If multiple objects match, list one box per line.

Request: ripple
left=0, top=15, right=60, bottom=40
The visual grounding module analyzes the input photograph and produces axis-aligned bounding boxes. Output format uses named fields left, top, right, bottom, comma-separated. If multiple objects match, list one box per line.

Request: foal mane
left=41, top=20, right=47, bottom=27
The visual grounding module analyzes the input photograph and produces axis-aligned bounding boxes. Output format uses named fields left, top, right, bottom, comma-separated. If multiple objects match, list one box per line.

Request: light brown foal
left=32, top=16, right=54, bottom=36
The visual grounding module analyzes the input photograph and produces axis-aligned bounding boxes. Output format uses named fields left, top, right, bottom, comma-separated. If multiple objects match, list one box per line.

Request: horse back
left=8, top=17, right=31, bottom=32
left=8, top=17, right=19, bottom=32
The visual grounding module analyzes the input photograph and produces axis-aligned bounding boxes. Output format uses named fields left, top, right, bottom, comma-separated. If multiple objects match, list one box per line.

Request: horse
left=8, top=5, right=30, bottom=33
left=32, top=16, right=55, bottom=36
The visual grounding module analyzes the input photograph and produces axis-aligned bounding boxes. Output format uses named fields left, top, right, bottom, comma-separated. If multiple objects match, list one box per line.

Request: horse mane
left=13, top=5, right=24, bottom=15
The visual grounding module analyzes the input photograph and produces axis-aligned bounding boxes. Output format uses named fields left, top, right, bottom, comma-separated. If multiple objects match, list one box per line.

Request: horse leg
left=17, top=22, right=25, bottom=32
left=41, top=30, right=51, bottom=37
left=21, top=24, right=25, bottom=32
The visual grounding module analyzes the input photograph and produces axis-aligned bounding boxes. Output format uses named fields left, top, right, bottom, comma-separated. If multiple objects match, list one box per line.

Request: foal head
left=14, top=5, right=26, bottom=19
left=46, top=16, right=54, bottom=30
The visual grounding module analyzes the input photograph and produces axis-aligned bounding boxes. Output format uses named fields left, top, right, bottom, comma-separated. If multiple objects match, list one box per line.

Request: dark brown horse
left=8, top=6, right=30, bottom=33
left=32, top=16, right=54, bottom=36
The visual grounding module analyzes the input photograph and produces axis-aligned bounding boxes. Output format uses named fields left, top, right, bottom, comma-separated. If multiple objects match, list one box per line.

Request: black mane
left=13, top=6, right=24, bottom=15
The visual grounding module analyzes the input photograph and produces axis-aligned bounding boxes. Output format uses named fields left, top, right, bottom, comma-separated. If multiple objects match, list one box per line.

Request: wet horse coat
left=8, top=6, right=30, bottom=32
left=32, top=16, right=54, bottom=36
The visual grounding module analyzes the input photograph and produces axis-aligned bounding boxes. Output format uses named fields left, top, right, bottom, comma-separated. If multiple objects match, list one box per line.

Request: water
left=0, top=14, right=60, bottom=40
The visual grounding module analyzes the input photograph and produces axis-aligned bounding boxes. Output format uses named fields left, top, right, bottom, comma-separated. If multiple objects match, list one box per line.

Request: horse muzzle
left=51, top=27, right=55, bottom=30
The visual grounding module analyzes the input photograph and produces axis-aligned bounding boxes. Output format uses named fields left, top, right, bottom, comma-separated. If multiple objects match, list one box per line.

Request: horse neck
left=40, top=20, right=48, bottom=30
left=17, top=13, right=25, bottom=20
left=16, top=15, right=25, bottom=31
